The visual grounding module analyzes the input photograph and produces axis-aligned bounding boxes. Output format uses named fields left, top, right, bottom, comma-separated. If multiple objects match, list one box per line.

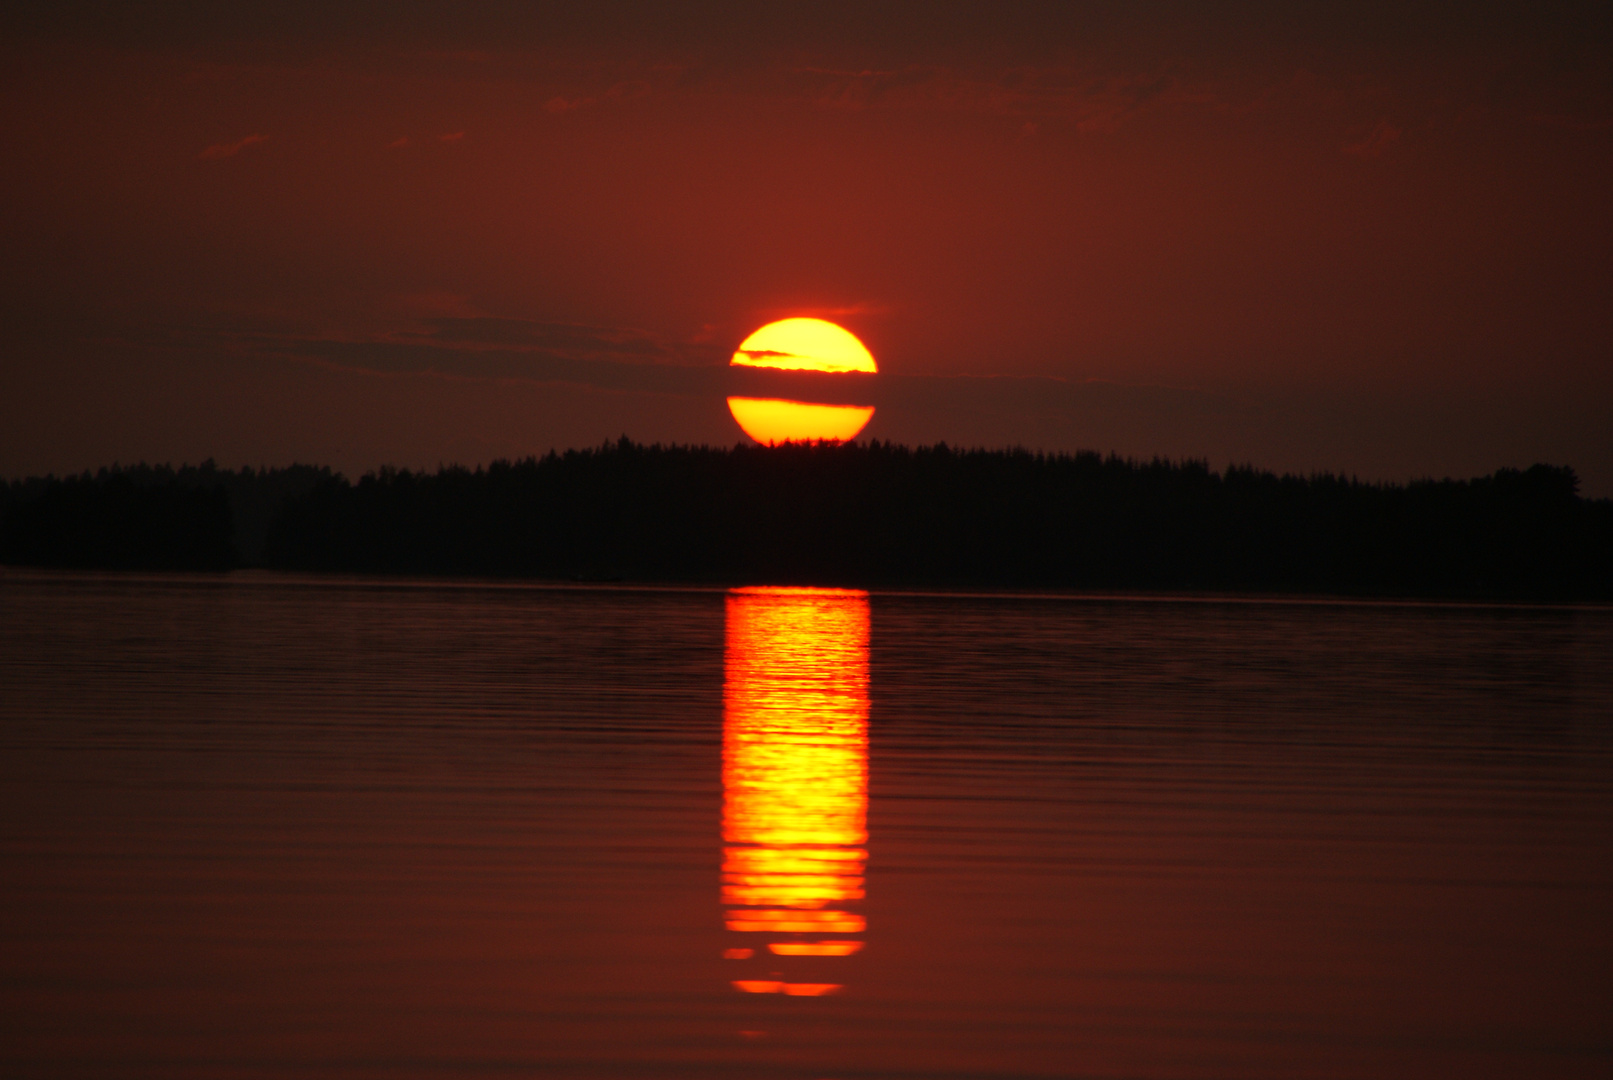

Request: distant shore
left=5, top=441, right=1611, bottom=601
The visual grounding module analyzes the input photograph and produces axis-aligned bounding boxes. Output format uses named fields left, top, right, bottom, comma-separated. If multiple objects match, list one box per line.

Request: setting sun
left=726, top=398, right=875, bottom=445
left=727, top=318, right=877, bottom=444
left=732, top=318, right=877, bottom=374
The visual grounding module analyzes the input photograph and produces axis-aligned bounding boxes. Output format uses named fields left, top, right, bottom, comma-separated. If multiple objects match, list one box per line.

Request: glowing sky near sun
left=1, top=4, right=1609, bottom=490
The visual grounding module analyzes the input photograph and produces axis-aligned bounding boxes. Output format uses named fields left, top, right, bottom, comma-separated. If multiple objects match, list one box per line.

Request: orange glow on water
left=720, top=850, right=866, bottom=907
left=725, top=910, right=867, bottom=933
left=781, top=983, right=842, bottom=996
left=769, top=941, right=864, bottom=956
left=733, top=980, right=785, bottom=994
left=723, top=586, right=869, bottom=994
left=731, top=981, right=844, bottom=997
left=725, top=397, right=875, bottom=445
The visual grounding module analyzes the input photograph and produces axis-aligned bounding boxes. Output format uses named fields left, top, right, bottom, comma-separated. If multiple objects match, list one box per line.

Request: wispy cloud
left=1529, top=111, right=1611, bottom=131
left=1343, top=120, right=1401, bottom=158
left=523, top=56, right=1220, bottom=133
left=524, top=47, right=1613, bottom=145
left=233, top=317, right=728, bottom=393
left=410, top=317, right=703, bottom=364
left=198, top=133, right=268, bottom=160
left=661, top=62, right=1212, bottom=133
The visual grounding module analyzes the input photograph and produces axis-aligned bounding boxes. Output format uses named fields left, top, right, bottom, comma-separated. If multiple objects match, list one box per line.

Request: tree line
left=4, top=442, right=1610, bottom=599
left=0, top=461, right=331, bottom=571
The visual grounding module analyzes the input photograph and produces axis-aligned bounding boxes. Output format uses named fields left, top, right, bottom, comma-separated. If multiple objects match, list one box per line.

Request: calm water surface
left=2, top=570, right=1611, bottom=1078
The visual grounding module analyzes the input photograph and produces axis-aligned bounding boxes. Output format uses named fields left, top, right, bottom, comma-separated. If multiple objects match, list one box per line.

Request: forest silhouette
left=3, top=441, right=1610, bottom=599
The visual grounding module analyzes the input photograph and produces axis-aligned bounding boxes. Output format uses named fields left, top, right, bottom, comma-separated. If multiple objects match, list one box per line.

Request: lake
left=2, top=570, right=1610, bottom=1078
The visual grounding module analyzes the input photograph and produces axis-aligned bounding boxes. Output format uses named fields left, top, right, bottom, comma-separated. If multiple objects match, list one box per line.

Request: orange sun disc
left=726, top=398, right=875, bottom=445
left=727, top=318, right=876, bottom=444
left=731, top=318, right=877, bottom=374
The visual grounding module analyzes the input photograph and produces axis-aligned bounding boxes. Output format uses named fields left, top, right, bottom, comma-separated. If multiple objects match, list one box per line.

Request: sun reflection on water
left=723, top=586, right=869, bottom=997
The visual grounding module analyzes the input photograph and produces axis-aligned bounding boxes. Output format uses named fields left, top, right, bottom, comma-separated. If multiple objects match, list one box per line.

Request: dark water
left=2, top=570, right=1610, bottom=1079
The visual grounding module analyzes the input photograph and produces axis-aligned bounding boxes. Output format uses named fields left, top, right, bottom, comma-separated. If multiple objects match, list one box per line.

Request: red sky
left=3, top=3, right=1610, bottom=491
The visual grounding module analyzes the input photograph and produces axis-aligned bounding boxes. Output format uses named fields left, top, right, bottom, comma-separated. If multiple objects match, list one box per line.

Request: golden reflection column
left=722, top=587, right=870, bottom=997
